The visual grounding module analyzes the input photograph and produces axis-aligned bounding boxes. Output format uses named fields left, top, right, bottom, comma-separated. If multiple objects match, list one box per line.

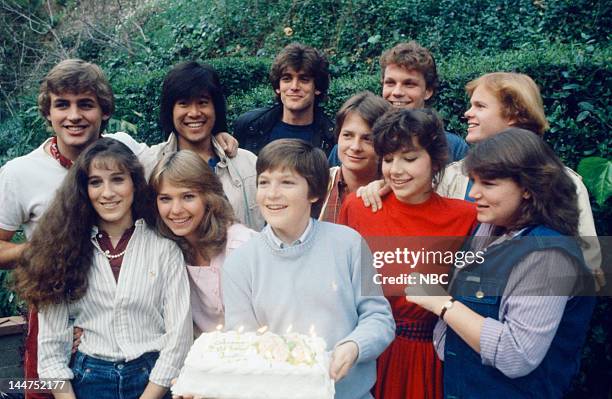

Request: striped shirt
left=37, top=220, right=193, bottom=387
left=433, top=224, right=581, bottom=378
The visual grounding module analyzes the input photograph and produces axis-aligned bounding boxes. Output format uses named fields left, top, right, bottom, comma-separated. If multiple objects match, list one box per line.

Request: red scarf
left=49, top=136, right=73, bottom=169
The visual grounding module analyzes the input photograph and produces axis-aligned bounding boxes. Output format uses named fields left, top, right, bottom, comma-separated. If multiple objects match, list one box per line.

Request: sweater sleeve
left=222, top=246, right=261, bottom=331
left=336, top=238, right=395, bottom=363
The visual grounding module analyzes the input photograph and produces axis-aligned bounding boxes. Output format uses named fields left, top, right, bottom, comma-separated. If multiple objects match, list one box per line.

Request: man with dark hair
left=233, top=43, right=335, bottom=155
left=140, top=61, right=264, bottom=230
left=328, top=41, right=469, bottom=166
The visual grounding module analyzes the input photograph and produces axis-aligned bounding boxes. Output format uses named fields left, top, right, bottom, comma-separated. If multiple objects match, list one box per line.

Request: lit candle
left=257, top=325, right=268, bottom=335
left=238, top=325, right=245, bottom=334
left=309, top=324, right=316, bottom=337
left=286, top=324, right=293, bottom=334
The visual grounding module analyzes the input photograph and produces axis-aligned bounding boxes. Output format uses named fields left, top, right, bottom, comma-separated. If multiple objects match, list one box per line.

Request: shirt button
left=98, top=234, right=103, bottom=238
left=117, top=364, right=124, bottom=370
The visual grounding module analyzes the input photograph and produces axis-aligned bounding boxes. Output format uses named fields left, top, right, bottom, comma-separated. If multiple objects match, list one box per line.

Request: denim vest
left=444, top=225, right=595, bottom=399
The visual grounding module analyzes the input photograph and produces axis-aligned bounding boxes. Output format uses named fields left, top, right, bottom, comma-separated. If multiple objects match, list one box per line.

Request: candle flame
left=309, top=324, right=317, bottom=337
left=216, top=324, right=223, bottom=331
left=238, top=325, right=245, bottom=333
left=286, top=324, right=293, bottom=334
left=257, top=326, right=268, bottom=334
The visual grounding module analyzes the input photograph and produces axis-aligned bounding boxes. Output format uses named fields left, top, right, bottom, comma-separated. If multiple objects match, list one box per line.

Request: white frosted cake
left=172, top=330, right=335, bottom=399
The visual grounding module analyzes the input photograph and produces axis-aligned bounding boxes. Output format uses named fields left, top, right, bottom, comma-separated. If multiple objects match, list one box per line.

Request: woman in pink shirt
left=149, top=150, right=256, bottom=334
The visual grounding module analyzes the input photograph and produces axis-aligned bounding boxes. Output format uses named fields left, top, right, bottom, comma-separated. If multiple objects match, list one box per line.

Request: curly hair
left=149, top=150, right=235, bottom=264
left=38, top=59, right=114, bottom=133
left=465, top=72, right=549, bottom=135
left=464, top=128, right=578, bottom=235
left=269, top=42, right=330, bottom=103
left=372, top=108, right=448, bottom=185
left=13, top=138, right=152, bottom=308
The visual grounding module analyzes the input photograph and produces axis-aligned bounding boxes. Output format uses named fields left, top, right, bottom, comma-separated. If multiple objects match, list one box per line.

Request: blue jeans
left=71, top=351, right=170, bottom=399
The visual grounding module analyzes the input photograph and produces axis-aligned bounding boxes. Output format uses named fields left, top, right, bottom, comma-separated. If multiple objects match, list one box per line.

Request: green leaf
left=367, top=34, right=381, bottom=44
left=562, top=83, right=581, bottom=90
left=578, top=102, right=595, bottom=112
left=577, top=157, right=612, bottom=207
left=576, top=111, right=590, bottom=122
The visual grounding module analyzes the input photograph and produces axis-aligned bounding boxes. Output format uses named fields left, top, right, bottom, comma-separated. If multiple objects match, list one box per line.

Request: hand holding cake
left=329, top=341, right=359, bottom=382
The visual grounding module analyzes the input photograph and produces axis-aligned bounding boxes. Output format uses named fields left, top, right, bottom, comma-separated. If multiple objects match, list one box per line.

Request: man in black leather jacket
left=233, top=43, right=335, bottom=155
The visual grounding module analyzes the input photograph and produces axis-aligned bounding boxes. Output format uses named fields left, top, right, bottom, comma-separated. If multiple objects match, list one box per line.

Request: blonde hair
left=149, top=150, right=235, bottom=263
left=465, top=72, right=549, bottom=135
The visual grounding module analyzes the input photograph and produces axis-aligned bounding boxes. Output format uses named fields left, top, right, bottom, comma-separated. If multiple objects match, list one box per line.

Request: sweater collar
left=264, top=218, right=314, bottom=249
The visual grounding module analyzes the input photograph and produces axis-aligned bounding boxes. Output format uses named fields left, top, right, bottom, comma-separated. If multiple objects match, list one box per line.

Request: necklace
left=101, top=248, right=127, bottom=259
left=95, top=237, right=127, bottom=259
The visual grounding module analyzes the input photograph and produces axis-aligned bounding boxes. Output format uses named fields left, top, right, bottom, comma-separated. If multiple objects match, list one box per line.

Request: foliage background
left=0, top=0, right=610, bottom=397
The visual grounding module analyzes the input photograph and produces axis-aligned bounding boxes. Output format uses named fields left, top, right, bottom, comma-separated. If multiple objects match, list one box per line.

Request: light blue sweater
left=222, top=219, right=395, bottom=399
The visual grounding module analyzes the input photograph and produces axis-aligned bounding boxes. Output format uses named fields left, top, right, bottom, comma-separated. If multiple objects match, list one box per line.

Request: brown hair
left=13, top=138, right=151, bottom=308
left=149, top=150, right=235, bottom=263
left=379, top=41, right=439, bottom=101
left=465, top=72, right=549, bottom=135
left=270, top=43, right=330, bottom=103
left=38, top=59, right=115, bottom=132
left=256, top=139, right=329, bottom=217
left=373, top=108, right=448, bottom=185
left=334, top=91, right=391, bottom=139
left=464, top=128, right=578, bottom=235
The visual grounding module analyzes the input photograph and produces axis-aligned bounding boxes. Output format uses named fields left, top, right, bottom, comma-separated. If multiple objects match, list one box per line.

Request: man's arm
left=0, top=228, right=25, bottom=269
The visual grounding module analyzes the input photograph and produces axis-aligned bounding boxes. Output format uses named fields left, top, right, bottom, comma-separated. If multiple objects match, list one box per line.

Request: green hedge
left=0, top=42, right=610, bottom=397
left=135, top=0, right=611, bottom=77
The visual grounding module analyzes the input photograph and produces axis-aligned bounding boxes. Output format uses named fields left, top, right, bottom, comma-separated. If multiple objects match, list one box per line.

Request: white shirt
left=37, top=220, right=193, bottom=387
left=0, top=132, right=147, bottom=238
left=264, top=218, right=313, bottom=248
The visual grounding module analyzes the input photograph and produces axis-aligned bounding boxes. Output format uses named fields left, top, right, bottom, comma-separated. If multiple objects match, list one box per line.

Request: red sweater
left=339, top=191, right=477, bottom=318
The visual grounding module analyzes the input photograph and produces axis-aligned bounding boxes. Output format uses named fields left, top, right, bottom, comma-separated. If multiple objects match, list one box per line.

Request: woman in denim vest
left=406, top=128, right=595, bottom=398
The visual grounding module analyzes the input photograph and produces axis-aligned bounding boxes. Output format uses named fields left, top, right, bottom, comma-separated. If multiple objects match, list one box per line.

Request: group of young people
left=0, top=40, right=600, bottom=399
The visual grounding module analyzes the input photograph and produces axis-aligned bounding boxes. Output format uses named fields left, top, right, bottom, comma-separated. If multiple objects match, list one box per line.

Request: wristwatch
left=440, top=298, right=456, bottom=321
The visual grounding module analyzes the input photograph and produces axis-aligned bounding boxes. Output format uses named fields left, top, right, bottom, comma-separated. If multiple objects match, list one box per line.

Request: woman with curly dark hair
left=13, top=138, right=192, bottom=399
left=406, top=128, right=595, bottom=398
left=149, top=150, right=256, bottom=336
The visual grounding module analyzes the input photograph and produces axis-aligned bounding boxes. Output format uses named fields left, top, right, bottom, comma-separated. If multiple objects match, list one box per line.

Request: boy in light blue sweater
left=222, top=138, right=395, bottom=399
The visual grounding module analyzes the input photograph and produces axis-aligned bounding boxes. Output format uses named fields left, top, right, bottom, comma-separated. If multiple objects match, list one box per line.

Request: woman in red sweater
left=339, top=108, right=476, bottom=399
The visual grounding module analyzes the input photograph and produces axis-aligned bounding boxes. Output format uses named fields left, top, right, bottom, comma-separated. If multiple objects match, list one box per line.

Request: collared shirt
left=138, top=133, right=265, bottom=231
left=320, top=166, right=348, bottom=223
left=37, top=220, right=193, bottom=387
left=187, top=223, right=257, bottom=335
left=263, top=218, right=313, bottom=249
left=94, top=226, right=135, bottom=281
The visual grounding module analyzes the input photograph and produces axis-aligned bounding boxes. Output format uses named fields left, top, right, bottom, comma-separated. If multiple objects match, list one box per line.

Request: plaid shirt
left=320, top=167, right=348, bottom=224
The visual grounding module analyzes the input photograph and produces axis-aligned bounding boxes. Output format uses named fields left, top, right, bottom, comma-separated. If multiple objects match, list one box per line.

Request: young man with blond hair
left=328, top=41, right=469, bottom=166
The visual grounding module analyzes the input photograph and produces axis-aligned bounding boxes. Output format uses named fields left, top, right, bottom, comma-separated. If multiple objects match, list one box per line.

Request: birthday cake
left=172, top=329, right=335, bottom=399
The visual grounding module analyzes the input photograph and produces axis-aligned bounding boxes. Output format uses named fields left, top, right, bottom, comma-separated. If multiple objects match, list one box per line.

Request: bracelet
left=440, top=298, right=456, bottom=321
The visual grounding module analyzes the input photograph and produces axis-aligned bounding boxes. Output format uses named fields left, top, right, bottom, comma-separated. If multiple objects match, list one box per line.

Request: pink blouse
left=186, top=223, right=257, bottom=334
